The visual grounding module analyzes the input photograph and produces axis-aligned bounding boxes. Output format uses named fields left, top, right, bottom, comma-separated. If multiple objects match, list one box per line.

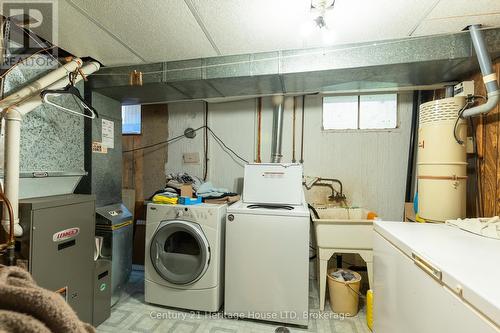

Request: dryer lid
left=150, top=220, right=210, bottom=285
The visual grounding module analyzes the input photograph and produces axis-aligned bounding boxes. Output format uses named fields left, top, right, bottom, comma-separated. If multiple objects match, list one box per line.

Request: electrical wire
left=24, top=26, right=66, bottom=68
left=206, top=127, right=249, bottom=164
left=468, top=116, right=484, bottom=217
left=453, top=100, right=473, bottom=144
left=203, top=102, right=209, bottom=181
left=122, top=126, right=206, bottom=152
left=122, top=125, right=249, bottom=164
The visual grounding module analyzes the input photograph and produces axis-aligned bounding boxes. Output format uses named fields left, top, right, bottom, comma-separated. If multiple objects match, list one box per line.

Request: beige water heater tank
left=417, top=96, right=467, bottom=222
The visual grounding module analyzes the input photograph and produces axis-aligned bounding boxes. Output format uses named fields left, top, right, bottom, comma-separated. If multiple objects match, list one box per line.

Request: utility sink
left=311, top=206, right=374, bottom=249
left=311, top=205, right=375, bottom=311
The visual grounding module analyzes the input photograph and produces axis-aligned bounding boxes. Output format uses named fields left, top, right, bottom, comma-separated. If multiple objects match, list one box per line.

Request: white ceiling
left=5, top=0, right=500, bottom=66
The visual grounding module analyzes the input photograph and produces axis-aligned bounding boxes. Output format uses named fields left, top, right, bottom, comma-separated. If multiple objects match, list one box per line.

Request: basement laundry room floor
left=96, top=270, right=370, bottom=333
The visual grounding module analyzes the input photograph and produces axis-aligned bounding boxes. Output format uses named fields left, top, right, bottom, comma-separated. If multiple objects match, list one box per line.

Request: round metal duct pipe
left=271, top=95, right=285, bottom=163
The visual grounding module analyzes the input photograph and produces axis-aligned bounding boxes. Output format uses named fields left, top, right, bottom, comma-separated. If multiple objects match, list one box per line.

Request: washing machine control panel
left=174, top=207, right=210, bottom=222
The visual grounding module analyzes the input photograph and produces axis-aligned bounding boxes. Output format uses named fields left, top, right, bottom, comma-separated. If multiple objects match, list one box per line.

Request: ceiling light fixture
left=311, top=0, right=335, bottom=29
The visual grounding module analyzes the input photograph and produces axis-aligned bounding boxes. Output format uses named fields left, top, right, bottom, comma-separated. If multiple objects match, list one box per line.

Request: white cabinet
left=373, top=221, right=500, bottom=333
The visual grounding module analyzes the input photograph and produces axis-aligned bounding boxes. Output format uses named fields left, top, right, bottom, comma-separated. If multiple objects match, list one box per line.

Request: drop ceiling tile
left=67, top=0, right=217, bottom=63
left=314, top=0, right=439, bottom=44
left=413, top=14, right=500, bottom=36
left=190, top=0, right=438, bottom=54
left=4, top=1, right=143, bottom=66
left=426, top=0, right=500, bottom=19
left=13, top=0, right=500, bottom=67
left=189, top=0, right=310, bottom=54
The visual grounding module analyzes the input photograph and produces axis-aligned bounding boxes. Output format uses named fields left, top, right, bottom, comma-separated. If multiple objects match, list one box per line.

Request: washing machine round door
left=150, top=220, right=210, bottom=285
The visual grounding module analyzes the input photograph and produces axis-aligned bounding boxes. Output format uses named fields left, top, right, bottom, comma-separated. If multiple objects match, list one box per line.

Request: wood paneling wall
left=122, top=104, right=168, bottom=218
left=469, top=58, right=500, bottom=217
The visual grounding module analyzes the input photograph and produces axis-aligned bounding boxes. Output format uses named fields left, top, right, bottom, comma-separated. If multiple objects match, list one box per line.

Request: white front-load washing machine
left=145, top=203, right=226, bottom=312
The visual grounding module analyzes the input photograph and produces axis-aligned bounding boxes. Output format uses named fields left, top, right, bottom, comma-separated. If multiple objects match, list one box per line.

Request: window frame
left=122, top=104, right=142, bottom=135
left=321, top=93, right=400, bottom=133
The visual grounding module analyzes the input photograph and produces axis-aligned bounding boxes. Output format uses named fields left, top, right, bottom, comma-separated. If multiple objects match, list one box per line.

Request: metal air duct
left=89, top=28, right=500, bottom=104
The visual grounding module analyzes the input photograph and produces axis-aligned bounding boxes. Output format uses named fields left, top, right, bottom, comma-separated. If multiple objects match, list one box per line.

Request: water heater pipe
left=1, top=61, right=100, bottom=237
left=271, top=95, right=284, bottom=163
left=461, top=25, right=500, bottom=118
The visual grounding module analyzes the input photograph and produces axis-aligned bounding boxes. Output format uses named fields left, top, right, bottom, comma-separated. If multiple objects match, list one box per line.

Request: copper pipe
left=129, top=70, right=143, bottom=86
left=256, top=97, right=262, bottom=163
left=0, top=190, right=15, bottom=246
left=418, top=175, right=467, bottom=180
left=300, top=95, right=305, bottom=163
left=292, top=96, right=297, bottom=163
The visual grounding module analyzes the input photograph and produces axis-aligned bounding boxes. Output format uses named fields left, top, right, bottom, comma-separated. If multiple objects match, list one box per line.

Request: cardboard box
left=180, top=184, right=193, bottom=198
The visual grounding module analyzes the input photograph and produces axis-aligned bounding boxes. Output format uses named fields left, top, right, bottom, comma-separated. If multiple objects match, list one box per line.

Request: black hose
left=300, top=95, right=305, bottom=163
left=453, top=100, right=473, bottom=145
left=405, top=91, right=420, bottom=202
left=308, top=204, right=320, bottom=260
left=308, top=203, right=320, bottom=219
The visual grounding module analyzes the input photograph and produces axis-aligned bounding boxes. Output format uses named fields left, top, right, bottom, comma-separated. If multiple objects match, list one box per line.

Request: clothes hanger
left=40, top=69, right=99, bottom=119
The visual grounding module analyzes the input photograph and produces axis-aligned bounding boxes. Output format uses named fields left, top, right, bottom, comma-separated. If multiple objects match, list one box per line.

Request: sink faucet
left=303, top=177, right=346, bottom=203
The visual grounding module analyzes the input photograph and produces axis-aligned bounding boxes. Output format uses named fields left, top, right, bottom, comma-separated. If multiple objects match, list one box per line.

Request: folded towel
left=0, top=265, right=94, bottom=333
left=196, top=182, right=230, bottom=198
left=446, top=216, right=500, bottom=240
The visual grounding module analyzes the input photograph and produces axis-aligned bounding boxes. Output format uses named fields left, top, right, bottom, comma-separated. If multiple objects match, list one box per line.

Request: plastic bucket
left=327, top=268, right=362, bottom=316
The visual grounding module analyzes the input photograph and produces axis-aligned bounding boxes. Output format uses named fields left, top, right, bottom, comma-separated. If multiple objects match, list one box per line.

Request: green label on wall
left=99, top=283, right=106, bottom=292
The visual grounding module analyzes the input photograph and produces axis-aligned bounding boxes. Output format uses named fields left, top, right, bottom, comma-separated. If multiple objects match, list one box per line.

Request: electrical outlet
left=183, top=152, right=200, bottom=164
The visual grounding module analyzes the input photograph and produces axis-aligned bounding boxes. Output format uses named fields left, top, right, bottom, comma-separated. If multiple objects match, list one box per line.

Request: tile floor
left=97, top=270, right=370, bottom=333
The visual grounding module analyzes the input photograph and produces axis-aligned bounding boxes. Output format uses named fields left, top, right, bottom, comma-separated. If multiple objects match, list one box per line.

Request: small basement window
left=323, top=94, right=397, bottom=130
left=122, top=104, right=141, bottom=134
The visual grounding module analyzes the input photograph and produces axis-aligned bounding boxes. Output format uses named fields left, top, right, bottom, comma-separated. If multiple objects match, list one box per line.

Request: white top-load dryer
left=145, top=203, right=226, bottom=312
left=225, top=163, right=310, bottom=327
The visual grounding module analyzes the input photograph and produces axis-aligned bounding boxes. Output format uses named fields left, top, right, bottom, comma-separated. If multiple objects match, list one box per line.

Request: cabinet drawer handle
left=412, top=252, right=442, bottom=281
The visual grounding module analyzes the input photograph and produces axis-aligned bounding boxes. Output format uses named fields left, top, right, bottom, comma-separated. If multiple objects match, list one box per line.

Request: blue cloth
left=196, top=182, right=230, bottom=198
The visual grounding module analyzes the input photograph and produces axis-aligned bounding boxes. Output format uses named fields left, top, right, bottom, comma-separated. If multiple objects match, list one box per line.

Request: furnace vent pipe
left=462, top=25, right=500, bottom=118
left=271, top=95, right=284, bottom=163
